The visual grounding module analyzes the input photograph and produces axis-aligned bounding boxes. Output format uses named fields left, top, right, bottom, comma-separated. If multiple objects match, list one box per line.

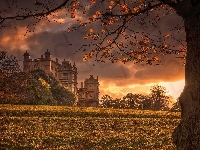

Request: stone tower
left=77, top=75, right=99, bottom=107
left=57, top=60, right=78, bottom=94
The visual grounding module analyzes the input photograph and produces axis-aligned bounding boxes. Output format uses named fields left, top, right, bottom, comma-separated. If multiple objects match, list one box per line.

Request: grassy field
left=0, top=105, right=180, bottom=150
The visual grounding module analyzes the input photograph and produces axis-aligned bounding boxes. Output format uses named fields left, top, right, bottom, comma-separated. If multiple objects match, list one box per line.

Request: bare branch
left=159, top=0, right=177, bottom=8
left=0, top=0, right=70, bottom=22
left=101, top=2, right=163, bottom=18
left=0, top=18, right=5, bottom=24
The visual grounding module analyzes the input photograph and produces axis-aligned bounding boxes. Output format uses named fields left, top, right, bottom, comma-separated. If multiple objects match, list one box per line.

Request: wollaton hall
left=23, top=50, right=99, bottom=107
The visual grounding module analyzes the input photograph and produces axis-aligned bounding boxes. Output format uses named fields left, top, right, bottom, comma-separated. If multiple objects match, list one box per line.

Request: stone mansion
left=23, top=50, right=99, bottom=107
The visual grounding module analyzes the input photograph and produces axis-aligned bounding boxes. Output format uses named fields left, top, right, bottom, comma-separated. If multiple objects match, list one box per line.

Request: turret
left=62, top=59, right=72, bottom=69
left=89, top=75, right=94, bottom=79
left=44, top=49, right=51, bottom=60
left=23, top=51, right=30, bottom=61
left=73, top=62, right=77, bottom=71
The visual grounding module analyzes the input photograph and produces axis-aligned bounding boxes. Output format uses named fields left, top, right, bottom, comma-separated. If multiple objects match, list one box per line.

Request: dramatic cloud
left=0, top=0, right=186, bottom=100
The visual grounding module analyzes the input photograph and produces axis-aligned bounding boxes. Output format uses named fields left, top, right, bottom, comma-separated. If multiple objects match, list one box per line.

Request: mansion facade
left=23, top=50, right=99, bottom=107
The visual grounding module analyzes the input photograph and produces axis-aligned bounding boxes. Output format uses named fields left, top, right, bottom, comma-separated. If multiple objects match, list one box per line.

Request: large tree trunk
left=172, top=12, right=200, bottom=149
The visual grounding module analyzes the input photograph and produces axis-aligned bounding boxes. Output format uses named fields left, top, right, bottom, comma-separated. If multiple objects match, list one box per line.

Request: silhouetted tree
left=149, top=84, right=172, bottom=111
left=99, top=95, right=113, bottom=108
left=141, top=95, right=152, bottom=110
left=0, top=51, right=21, bottom=76
left=123, top=93, right=144, bottom=109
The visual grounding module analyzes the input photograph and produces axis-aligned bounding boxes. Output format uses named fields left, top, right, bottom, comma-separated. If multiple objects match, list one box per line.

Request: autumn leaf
left=91, top=0, right=96, bottom=4
left=71, top=13, right=75, bottom=18
left=102, top=29, right=106, bottom=33
left=67, top=29, right=71, bottom=33
left=107, top=39, right=112, bottom=44
left=152, top=56, right=159, bottom=61
left=165, top=34, right=170, bottom=38
left=83, top=54, right=88, bottom=61
left=96, top=11, right=101, bottom=15
left=89, top=28, right=94, bottom=33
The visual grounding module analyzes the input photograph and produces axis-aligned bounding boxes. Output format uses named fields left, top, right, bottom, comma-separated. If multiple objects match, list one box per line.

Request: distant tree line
left=100, top=85, right=181, bottom=111
left=0, top=51, right=75, bottom=105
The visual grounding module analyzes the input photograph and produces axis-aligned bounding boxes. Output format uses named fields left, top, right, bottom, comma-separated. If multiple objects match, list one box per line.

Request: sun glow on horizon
left=99, top=79, right=185, bottom=101
left=159, top=79, right=185, bottom=100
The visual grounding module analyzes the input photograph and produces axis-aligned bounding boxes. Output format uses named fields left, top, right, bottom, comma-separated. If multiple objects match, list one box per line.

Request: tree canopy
left=0, top=69, right=76, bottom=105
left=149, top=84, right=172, bottom=110
left=0, top=51, right=21, bottom=76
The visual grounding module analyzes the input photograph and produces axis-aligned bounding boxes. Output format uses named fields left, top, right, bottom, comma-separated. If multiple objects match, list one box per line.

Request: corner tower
left=77, top=75, right=99, bottom=107
left=23, top=51, right=31, bottom=72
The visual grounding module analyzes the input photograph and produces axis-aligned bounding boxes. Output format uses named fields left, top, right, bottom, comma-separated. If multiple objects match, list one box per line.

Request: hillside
left=0, top=105, right=180, bottom=149
left=0, top=69, right=75, bottom=105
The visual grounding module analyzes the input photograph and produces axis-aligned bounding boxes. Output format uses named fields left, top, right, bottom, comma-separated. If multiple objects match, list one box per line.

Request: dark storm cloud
left=133, top=61, right=184, bottom=81
left=77, top=62, right=132, bottom=80
left=0, top=0, right=185, bottom=97
left=0, top=0, right=68, bottom=31
left=0, top=0, right=66, bottom=15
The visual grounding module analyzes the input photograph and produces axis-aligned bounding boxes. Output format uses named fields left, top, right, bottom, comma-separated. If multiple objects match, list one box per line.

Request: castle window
left=63, top=73, right=68, bottom=76
left=34, top=63, right=39, bottom=69
left=63, top=73, right=68, bottom=80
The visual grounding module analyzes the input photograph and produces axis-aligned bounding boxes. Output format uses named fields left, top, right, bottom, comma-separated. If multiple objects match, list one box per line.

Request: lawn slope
left=0, top=105, right=180, bottom=150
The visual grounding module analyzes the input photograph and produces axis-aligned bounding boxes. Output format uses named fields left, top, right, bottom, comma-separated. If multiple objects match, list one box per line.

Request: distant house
left=77, top=75, right=99, bottom=107
left=23, top=50, right=99, bottom=106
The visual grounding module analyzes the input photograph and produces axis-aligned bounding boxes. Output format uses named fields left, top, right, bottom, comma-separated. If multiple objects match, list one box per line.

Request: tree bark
left=172, top=12, right=200, bottom=149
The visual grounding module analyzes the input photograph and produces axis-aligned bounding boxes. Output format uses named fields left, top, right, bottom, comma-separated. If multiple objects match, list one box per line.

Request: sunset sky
left=0, top=0, right=186, bottom=102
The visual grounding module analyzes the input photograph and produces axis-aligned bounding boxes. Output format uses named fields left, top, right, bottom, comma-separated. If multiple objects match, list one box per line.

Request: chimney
left=81, top=82, right=83, bottom=88
left=41, top=55, right=43, bottom=59
left=56, top=58, right=58, bottom=63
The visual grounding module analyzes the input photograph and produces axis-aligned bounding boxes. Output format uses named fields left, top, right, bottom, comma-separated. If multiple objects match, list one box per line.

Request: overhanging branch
left=0, top=0, right=70, bottom=23
left=159, top=0, right=177, bottom=8
left=102, top=2, right=163, bottom=18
